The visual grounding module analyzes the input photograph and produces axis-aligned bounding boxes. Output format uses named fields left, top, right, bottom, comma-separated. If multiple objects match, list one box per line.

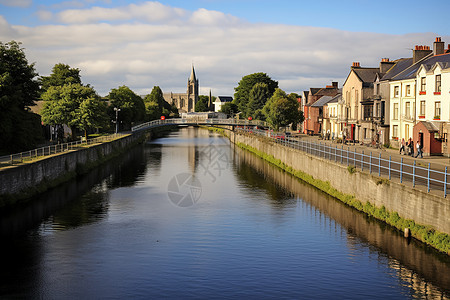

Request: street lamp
left=114, top=107, right=121, bottom=133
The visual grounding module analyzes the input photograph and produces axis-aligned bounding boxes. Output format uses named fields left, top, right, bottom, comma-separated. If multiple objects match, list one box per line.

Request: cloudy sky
left=1, top=0, right=449, bottom=97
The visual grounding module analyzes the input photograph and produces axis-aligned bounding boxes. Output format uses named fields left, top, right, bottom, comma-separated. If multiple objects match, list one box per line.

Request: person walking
left=399, top=138, right=406, bottom=155
left=408, top=138, right=414, bottom=156
left=415, top=141, right=423, bottom=158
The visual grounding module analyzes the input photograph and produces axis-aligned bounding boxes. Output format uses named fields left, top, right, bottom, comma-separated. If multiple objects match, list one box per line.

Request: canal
left=1, top=127, right=449, bottom=299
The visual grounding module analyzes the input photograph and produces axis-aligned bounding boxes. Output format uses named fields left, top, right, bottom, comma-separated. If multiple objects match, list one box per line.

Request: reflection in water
left=0, top=127, right=449, bottom=299
left=233, top=145, right=450, bottom=298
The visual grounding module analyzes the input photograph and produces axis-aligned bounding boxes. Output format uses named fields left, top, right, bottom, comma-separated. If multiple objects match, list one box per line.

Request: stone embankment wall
left=230, top=131, right=450, bottom=235
left=0, top=133, right=147, bottom=205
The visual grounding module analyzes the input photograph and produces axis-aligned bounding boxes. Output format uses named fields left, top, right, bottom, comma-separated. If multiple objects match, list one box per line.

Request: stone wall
left=230, top=131, right=450, bottom=235
left=0, top=133, right=145, bottom=203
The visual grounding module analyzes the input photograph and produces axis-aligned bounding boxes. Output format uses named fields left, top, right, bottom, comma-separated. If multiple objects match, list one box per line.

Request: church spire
left=189, top=64, right=196, bottom=81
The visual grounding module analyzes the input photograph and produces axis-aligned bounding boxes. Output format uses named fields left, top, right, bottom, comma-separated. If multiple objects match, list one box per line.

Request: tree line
left=0, top=41, right=178, bottom=154
left=220, top=72, right=304, bottom=131
left=1, top=41, right=304, bottom=155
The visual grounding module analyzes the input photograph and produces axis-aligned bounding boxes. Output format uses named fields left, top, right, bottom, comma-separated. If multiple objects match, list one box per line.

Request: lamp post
left=114, top=107, right=121, bottom=133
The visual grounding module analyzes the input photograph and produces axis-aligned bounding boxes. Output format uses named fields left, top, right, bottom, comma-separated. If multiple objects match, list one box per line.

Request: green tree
left=195, top=95, right=215, bottom=112
left=233, top=72, right=278, bottom=117
left=40, top=63, right=81, bottom=93
left=247, top=82, right=270, bottom=120
left=0, top=41, right=43, bottom=153
left=144, top=86, right=179, bottom=120
left=74, top=97, right=109, bottom=139
left=108, top=86, right=145, bottom=129
left=263, top=89, right=303, bottom=131
left=219, top=102, right=238, bottom=117
left=41, top=83, right=102, bottom=136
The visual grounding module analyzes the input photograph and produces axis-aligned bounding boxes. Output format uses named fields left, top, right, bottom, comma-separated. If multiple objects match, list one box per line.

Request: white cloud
left=0, top=2, right=446, bottom=97
left=56, top=1, right=188, bottom=24
left=0, top=0, right=32, bottom=8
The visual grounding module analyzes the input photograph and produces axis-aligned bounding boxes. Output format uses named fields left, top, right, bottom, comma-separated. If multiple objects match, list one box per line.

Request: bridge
left=131, top=118, right=269, bottom=132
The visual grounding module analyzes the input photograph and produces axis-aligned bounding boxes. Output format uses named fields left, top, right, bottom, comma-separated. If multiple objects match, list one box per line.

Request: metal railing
left=131, top=118, right=268, bottom=132
left=237, top=128, right=450, bottom=198
left=0, top=133, right=126, bottom=166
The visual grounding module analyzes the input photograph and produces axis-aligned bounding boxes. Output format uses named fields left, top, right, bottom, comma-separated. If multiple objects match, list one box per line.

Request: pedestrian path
left=299, top=134, right=450, bottom=172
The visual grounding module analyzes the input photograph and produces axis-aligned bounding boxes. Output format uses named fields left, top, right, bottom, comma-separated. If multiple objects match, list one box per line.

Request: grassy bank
left=236, top=141, right=450, bottom=255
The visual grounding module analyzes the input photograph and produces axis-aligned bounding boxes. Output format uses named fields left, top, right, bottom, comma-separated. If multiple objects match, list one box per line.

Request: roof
left=327, top=93, right=341, bottom=104
left=419, top=121, right=440, bottom=132
left=380, top=58, right=414, bottom=81
left=353, top=68, right=380, bottom=83
left=215, top=96, right=233, bottom=103
left=392, top=53, right=450, bottom=81
left=311, top=96, right=333, bottom=107
left=189, top=65, right=196, bottom=81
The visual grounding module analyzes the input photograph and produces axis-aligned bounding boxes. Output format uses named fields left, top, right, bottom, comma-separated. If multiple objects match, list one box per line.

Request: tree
left=74, top=97, right=109, bottom=139
left=40, top=63, right=81, bottom=93
left=233, top=73, right=278, bottom=117
left=219, top=102, right=238, bottom=117
left=195, top=95, right=211, bottom=112
left=0, top=41, right=43, bottom=153
left=144, top=86, right=179, bottom=120
left=263, top=88, right=303, bottom=131
left=247, top=82, right=270, bottom=120
left=108, top=86, right=145, bottom=129
left=41, top=83, right=104, bottom=137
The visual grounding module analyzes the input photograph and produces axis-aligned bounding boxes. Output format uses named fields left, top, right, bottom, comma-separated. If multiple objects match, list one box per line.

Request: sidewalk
left=296, top=134, right=450, bottom=172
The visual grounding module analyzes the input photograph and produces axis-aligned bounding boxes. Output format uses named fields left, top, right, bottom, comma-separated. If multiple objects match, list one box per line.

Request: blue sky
left=1, top=0, right=449, bottom=96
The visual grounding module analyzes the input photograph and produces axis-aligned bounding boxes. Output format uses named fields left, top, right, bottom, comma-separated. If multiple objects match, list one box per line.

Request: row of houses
left=300, top=37, right=450, bottom=156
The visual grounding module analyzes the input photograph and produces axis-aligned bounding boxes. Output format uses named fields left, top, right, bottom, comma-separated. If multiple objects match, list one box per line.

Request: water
left=1, top=127, right=449, bottom=299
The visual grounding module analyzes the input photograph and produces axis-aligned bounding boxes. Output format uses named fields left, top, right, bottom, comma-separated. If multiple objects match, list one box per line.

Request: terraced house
left=389, top=37, right=450, bottom=155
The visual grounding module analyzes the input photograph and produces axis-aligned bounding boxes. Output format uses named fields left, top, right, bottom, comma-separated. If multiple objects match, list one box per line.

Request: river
left=0, top=127, right=449, bottom=299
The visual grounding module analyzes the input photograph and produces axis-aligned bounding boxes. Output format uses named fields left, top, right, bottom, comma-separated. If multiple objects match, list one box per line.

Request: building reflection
left=233, top=145, right=450, bottom=298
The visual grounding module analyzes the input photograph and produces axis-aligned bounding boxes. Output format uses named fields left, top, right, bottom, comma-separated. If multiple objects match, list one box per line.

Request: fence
left=131, top=118, right=268, bottom=132
left=0, top=133, right=126, bottom=166
left=237, top=128, right=449, bottom=198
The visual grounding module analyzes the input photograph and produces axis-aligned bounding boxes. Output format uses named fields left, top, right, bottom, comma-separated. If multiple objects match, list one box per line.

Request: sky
left=1, top=0, right=449, bottom=97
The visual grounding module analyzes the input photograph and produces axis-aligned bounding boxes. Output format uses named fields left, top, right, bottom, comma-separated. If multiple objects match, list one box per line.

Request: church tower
left=187, top=65, right=199, bottom=112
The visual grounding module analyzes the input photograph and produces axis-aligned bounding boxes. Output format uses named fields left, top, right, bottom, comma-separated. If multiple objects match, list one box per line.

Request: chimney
left=379, top=58, right=395, bottom=73
left=332, top=81, right=338, bottom=88
left=447, top=44, right=450, bottom=53
left=433, top=37, right=445, bottom=55
left=351, top=62, right=360, bottom=68
left=413, top=45, right=432, bottom=63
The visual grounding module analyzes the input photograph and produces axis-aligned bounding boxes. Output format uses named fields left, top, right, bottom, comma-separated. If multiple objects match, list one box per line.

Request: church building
left=163, top=65, right=199, bottom=113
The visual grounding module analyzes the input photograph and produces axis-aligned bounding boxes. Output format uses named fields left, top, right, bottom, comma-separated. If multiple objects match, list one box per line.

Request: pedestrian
left=399, top=138, right=406, bottom=155
left=415, top=141, right=423, bottom=158
left=408, top=138, right=414, bottom=156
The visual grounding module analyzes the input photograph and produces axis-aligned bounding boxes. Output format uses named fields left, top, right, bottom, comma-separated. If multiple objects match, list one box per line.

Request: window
left=376, top=84, right=380, bottom=95
left=436, top=75, right=441, bottom=93
left=393, top=125, right=398, bottom=138
left=435, top=102, right=441, bottom=118
left=405, top=124, right=409, bottom=138
left=375, top=103, right=380, bottom=118
left=421, top=77, right=426, bottom=92
left=393, top=103, right=399, bottom=120
left=406, top=85, right=411, bottom=96
left=420, top=101, right=426, bottom=116
left=363, top=105, right=373, bottom=120
left=394, top=86, right=399, bottom=97
left=405, top=102, right=410, bottom=118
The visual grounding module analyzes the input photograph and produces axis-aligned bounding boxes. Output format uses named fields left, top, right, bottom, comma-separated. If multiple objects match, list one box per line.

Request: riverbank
left=228, top=130, right=450, bottom=255
left=0, top=133, right=146, bottom=208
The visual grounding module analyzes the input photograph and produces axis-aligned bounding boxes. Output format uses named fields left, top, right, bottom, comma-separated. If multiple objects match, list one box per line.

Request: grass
left=236, top=141, right=450, bottom=255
